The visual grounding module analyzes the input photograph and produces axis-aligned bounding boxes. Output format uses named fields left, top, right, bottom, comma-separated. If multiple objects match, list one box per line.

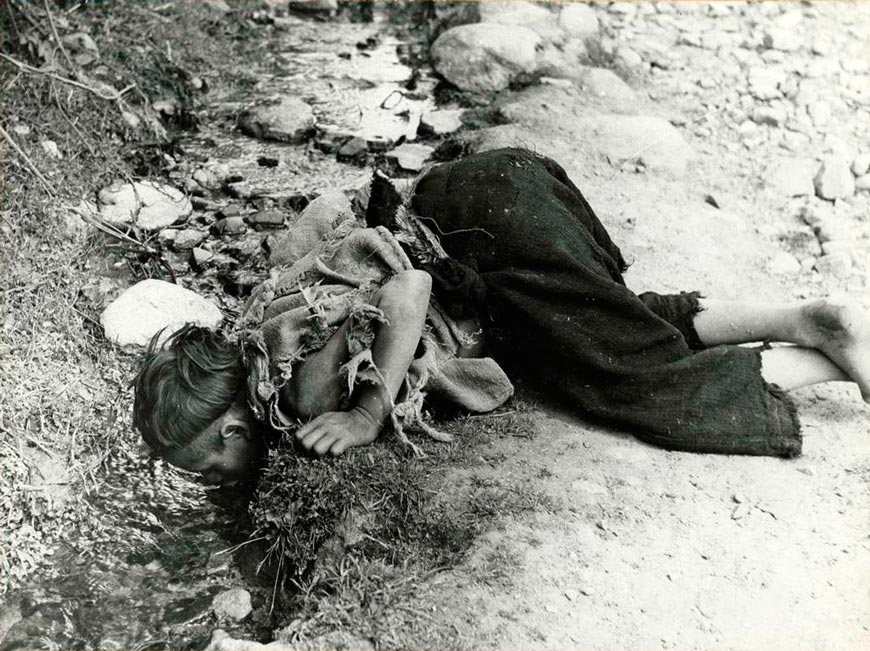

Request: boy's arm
left=293, top=270, right=432, bottom=456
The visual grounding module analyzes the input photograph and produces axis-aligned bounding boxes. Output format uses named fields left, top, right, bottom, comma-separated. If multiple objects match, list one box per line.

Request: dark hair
left=132, top=325, right=245, bottom=453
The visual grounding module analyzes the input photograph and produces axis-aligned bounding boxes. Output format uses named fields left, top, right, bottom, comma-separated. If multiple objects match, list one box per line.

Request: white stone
left=101, top=279, right=223, bottom=346
left=173, top=228, right=207, bottom=250
left=212, top=588, right=252, bottom=621
left=772, top=9, right=804, bottom=30
left=747, top=66, right=786, bottom=100
left=579, top=68, right=637, bottom=104
left=855, top=174, right=870, bottom=191
left=767, top=252, right=801, bottom=275
left=808, top=101, right=831, bottom=127
left=478, top=2, right=560, bottom=42
left=609, top=2, right=637, bottom=17
left=751, top=105, right=787, bottom=127
left=99, top=181, right=192, bottom=230
left=40, top=140, right=62, bottom=159
left=431, top=23, right=542, bottom=93
left=558, top=4, right=600, bottom=39
left=387, top=143, right=434, bottom=172
left=421, top=109, right=464, bottom=135
left=765, top=158, right=816, bottom=197
left=763, top=28, right=801, bottom=52
left=815, top=252, right=854, bottom=278
left=239, top=97, right=315, bottom=143
left=814, top=157, right=855, bottom=200
left=851, top=154, right=870, bottom=177
left=813, top=216, right=853, bottom=243
left=615, top=46, right=643, bottom=69
left=193, top=167, right=220, bottom=190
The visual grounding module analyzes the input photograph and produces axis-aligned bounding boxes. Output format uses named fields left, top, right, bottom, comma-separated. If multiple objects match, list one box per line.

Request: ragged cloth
left=235, top=208, right=513, bottom=443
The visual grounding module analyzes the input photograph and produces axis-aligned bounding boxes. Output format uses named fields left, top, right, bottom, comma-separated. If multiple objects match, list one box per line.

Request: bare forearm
left=353, top=270, right=432, bottom=426
left=294, top=270, right=432, bottom=455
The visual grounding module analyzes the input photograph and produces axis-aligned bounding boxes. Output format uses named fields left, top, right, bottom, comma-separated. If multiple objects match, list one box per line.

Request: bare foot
left=796, top=298, right=870, bottom=402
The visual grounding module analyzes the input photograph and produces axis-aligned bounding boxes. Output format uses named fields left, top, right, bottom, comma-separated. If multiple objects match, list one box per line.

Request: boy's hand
left=295, top=406, right=382, bottom=456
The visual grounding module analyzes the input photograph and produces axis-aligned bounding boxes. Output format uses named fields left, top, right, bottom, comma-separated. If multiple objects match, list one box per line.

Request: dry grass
left=0, top=0, right=278, bottom=592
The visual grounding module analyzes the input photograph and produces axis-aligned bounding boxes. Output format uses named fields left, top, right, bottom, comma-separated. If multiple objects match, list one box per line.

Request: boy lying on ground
left=133, top=148, right=869, bottom=487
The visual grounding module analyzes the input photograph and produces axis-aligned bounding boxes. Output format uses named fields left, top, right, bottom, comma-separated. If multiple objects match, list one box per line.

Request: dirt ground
left=412, top=4, right=870, bottom=650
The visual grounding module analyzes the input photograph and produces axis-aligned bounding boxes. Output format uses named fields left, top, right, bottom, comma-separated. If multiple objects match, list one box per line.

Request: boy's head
left=133, top=325, right=264, bottom=486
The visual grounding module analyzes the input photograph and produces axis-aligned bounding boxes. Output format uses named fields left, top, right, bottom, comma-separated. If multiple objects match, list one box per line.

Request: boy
left=134, top=149, right=869, bottom=486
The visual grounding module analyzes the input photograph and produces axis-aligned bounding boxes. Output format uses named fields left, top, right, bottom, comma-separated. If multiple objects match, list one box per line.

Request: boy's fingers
left=300, top=425, right=328, bottom=449
left=330, top=437, right=350, bottom=456
left=313, top=432, right=339, bottom=456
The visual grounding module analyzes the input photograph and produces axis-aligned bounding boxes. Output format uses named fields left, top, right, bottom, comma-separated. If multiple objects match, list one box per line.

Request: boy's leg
left=694, top=297, right=870, bottom=400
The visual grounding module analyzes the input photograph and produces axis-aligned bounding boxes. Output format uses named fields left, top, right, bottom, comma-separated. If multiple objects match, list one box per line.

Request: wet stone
left=217, top=204, right=242, bottom=219
left=420, top=109, right=465, bottom=135
left=191, top=247, right=215, bottom=268
left=337, top=137, right=368, bottom=164
left=211, top=588, right=252, bottom=621
left=212, top=216, right=247, bottom=235
left=238, top=97, right=315, bottom=143
left=247, top=210, right=286, bottom=229
left=172, top=228, right=207, bottom=250
left=386, top=143, right=434, bottom=172
left=192, top=168, right=220, bottom=190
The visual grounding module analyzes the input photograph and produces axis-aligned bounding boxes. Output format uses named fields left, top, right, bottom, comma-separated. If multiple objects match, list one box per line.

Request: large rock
left=101, top=279, right=223, bottom=346
left=268, top=190, right=354, bottom=266
left=239, top=97, right=315, bottom=143
left=557, top=3, right=600, bottom=38
left=478, top=2, right=561, bottom=42
left=98, top=181, right=192, bottom=230
left=431, top=23, right=542, bottom=92
left=814, top=156, right=855, bottom=200
left=212, top=588, right=252, bottom=622
left=765, top=157, right=816, bottom=197
left=577, top=68, right=637, bottom=105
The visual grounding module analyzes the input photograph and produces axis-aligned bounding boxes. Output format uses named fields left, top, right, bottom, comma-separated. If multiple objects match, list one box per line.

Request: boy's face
left=162, top=406, right=264, bottom=486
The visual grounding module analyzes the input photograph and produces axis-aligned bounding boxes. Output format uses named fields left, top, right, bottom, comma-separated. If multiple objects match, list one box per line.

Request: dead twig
left=64, top=203, right=158, bottom=255
left=0, top=125, right=57, bottom=197
left=43, top=0, right=75, bottom=71
left=605, top=104, right=727, bottom=183
left=0, top=53, right=136, bottom=102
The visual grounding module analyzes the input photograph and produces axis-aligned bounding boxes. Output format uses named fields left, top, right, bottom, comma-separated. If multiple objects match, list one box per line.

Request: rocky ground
left=2, top=1, right=868, bottom=650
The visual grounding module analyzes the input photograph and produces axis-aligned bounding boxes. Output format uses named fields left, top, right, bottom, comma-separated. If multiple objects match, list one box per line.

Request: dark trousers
left=412, top=148, right=800, bottom=457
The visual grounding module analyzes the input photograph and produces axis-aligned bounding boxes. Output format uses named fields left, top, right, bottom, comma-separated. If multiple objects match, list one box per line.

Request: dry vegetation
left=0, top=0, right=269, bottom=592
